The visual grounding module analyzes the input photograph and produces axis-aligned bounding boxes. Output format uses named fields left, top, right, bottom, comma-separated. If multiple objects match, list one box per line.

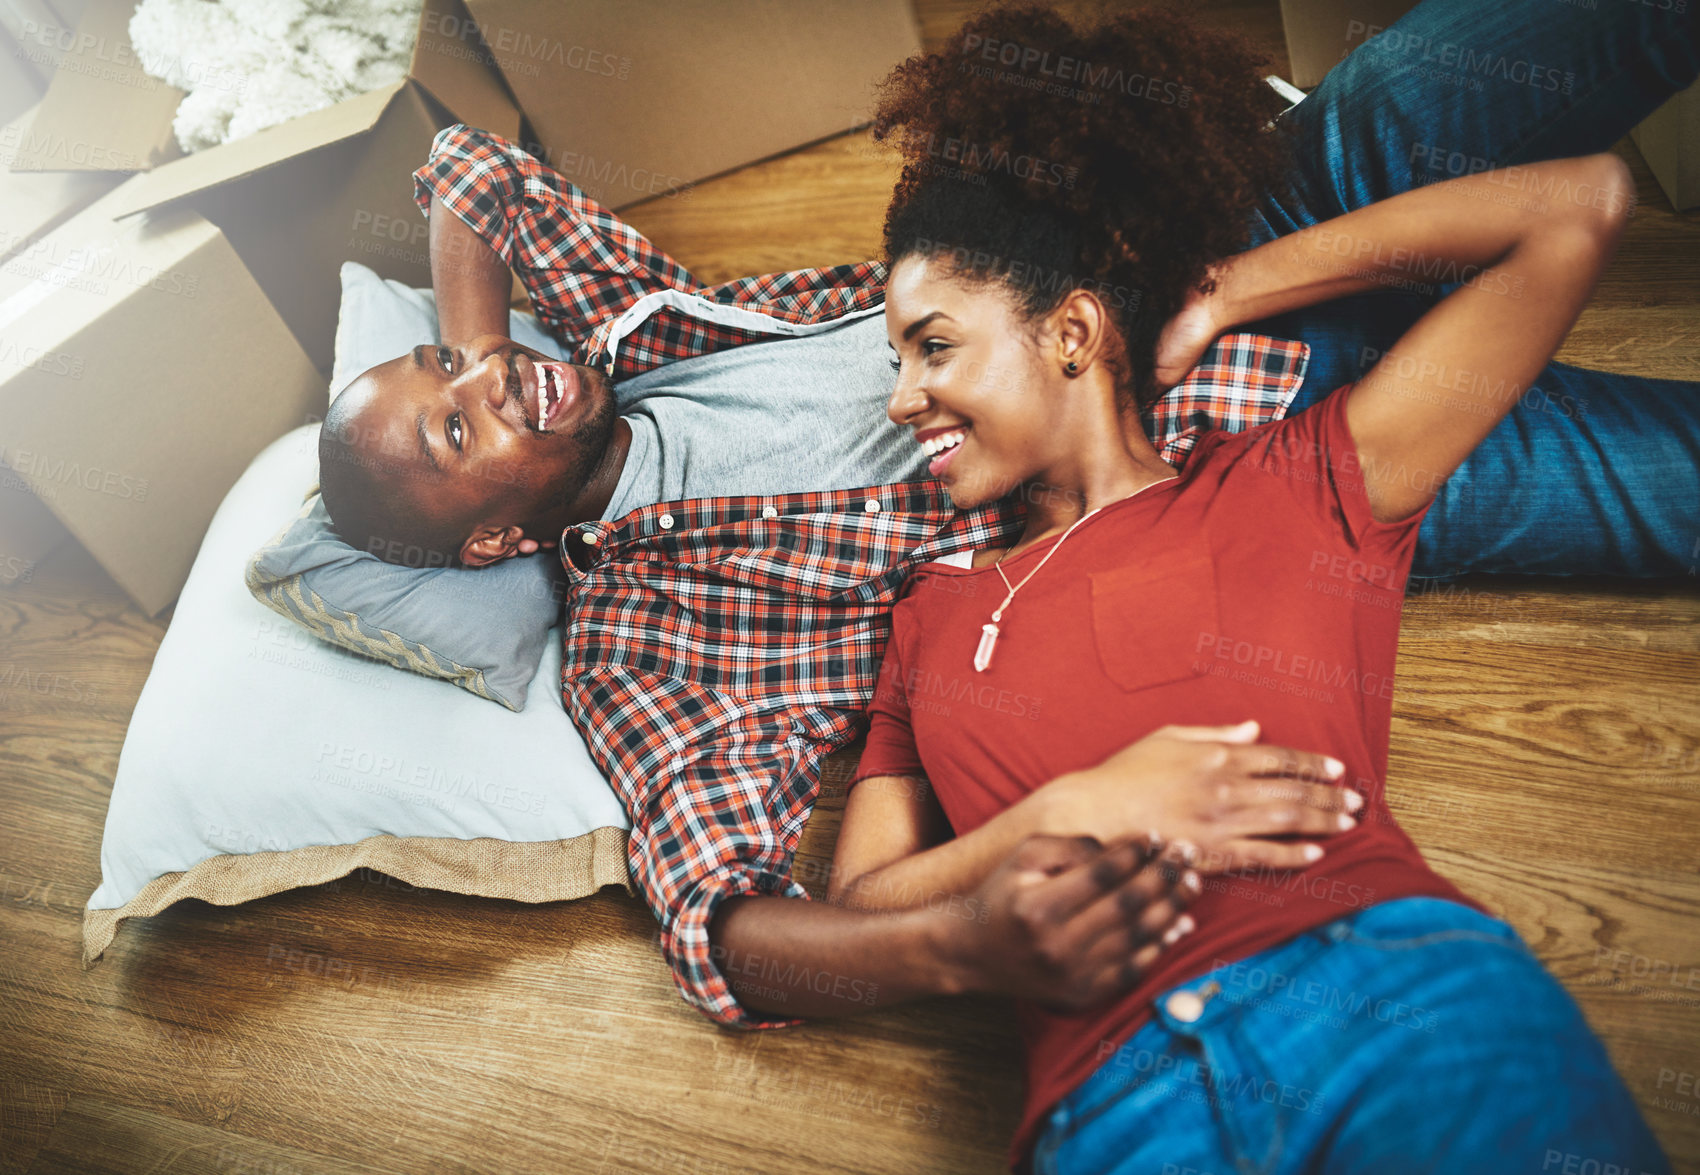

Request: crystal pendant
left=973, top=622, right=1000, bottom=673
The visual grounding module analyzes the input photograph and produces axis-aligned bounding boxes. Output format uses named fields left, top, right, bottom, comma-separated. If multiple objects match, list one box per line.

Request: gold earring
left=1065, top=360, right=1079, bottom=374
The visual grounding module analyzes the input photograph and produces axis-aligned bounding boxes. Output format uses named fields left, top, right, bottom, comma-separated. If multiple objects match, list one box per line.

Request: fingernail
left=1176, top=840, right=1198, bottom=864
left=1324, top=757, right=1346, bottom=778
left=1337, top=813, right=1356, bottom=831
left=1344, top=790, right=1364, bottom=812
left=1183, top=870, right=1201, bottom=893
left=1302, top=844, right=1325, bottom=862
left=1163, top=915, right=1196, bottom=945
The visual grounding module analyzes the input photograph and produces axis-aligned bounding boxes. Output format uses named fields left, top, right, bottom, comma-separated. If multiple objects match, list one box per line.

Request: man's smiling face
left=322, top=333, right=617, bottom=567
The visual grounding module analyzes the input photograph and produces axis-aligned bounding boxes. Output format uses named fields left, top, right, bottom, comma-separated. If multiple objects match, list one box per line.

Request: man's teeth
left=539, top=367, right=559, bottom=428
left=921, top=429, right=966, bottom=457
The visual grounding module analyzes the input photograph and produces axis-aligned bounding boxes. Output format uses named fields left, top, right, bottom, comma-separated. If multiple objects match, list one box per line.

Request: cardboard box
left=16, top=0, right=520, bottom=370
left=0, top=182, right=324, bottom=614
left=0, top=101, right=123, bottom=264
left=0, top=454, right=70, bottom=585
left=0, top=0, right=73, bottom=97
left=0, top=0, right=86, bottom=51
left=1630, top=79, right=1700, bottom=212
left=1278, top=0, right=1417, bottom=89
left=9, top=0, right=182, bottom=171
left=0, top=96, right=123, bottom=579
left=16, top=0, right=921, bottom=365
left=464, top=0, right=921, bottom=208
left=0, top=25, right=46, bottom=126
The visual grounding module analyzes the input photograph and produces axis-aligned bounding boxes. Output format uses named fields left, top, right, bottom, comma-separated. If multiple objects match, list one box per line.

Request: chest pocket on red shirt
left=1089, top=552, right=1222, bottom=693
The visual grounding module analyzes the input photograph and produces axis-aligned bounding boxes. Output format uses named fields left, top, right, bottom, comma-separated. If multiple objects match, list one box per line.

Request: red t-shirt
left=851, top=383, right=1475, bottom=1169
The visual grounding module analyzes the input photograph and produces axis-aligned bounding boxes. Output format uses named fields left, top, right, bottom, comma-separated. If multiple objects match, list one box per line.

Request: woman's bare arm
left=708, top=720, right=1360, bottom=1019
left=1180, top=153, right=1635, bottom=521
left=828, top=721, right=1354, bottom=913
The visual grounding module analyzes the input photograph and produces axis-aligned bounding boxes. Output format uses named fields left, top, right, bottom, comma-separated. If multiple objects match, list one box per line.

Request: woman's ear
left=459, top=524, right=535, bottom=568
left=1056, top=288, right=1111, bottom=375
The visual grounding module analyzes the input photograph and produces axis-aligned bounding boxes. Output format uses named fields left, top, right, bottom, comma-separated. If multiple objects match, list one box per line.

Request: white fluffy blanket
left=129, top=0, right=425, bottom=152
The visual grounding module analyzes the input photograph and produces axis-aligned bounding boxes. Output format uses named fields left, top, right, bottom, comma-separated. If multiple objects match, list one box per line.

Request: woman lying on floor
left=722, top=7, right=1678, bottom=1173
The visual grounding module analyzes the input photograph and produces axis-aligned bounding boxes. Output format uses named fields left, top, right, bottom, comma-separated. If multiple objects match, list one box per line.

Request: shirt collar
left=1144, top=331, right=1310, bottom=464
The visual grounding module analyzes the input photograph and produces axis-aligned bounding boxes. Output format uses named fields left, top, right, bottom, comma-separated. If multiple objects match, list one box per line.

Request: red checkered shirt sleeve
left=413, top=123, right=697, bottom=363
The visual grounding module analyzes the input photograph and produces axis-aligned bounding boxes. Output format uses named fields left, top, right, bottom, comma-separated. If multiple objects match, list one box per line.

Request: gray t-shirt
left=601, top=311, right=930, bottom=520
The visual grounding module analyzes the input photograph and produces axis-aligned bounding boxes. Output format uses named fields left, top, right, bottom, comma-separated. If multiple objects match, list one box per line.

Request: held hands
left=1037, top=721, right=1362, bottom=875
left=941, top=834, right=1201, bottom=1012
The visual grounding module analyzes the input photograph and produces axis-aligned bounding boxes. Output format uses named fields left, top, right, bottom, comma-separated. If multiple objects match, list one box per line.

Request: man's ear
left=459, top=524, right=541, bottom=568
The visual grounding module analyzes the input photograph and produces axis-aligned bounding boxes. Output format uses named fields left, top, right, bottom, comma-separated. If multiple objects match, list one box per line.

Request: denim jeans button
left=1165, top=989, right=1206, bottom=1023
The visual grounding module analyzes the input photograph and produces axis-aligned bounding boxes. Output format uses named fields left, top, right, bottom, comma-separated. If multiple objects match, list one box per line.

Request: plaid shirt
left=414, top=125, right=1310, bottom=1027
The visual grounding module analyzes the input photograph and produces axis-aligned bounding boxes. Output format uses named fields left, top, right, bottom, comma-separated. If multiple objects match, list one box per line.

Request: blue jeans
left=1031, top=898, right=1670, bottom=1175
left=1238, top=0, right=1700, bottom=580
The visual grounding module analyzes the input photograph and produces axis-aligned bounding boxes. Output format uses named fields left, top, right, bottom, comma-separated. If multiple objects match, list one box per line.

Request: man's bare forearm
left=711, top=829, right=1193, bottom=1020
left=709, top=893, right=967, bottom=1018
left=428, top=192, right=515, bottom=344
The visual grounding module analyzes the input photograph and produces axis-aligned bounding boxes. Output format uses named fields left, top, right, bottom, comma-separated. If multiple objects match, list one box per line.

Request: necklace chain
left=990, top=508, right=1100, bottom=621
left=972, top=475, right=1179, bottom=673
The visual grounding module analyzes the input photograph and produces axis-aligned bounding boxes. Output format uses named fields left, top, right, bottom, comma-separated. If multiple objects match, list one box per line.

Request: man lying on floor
left=318, top=102, right=1697, bottom=1032
left=317, top=119, right=1345, bottom=1013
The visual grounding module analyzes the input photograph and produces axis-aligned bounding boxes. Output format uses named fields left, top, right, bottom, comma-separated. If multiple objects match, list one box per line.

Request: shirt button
left=658, top=513, right=674, bottom=530
left=864, top=498, right=881, bottom=514
left=761, top=505, right=778, bottom=520
left=580, top=530, right=599, bottom=545
left=1165, top=989, right=1206, bottom=1023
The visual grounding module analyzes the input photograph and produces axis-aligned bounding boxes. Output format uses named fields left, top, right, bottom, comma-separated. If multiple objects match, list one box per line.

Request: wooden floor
left=4, top=2, right=1698, bottom=1172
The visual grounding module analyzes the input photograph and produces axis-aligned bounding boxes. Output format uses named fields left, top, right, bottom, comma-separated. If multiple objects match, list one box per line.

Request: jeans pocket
left=1335, top=896, right=1521, bottom=952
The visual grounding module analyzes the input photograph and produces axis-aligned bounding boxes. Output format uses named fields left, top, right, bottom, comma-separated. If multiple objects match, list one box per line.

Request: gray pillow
left=246, top=262, right=572, bottom=710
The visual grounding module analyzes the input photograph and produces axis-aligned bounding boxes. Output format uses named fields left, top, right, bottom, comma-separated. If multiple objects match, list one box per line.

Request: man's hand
left=937, top=835, right=1199, bottom=1011
left=1151, top=264, right=1229, bottom=392
left=1035, top=721, right=1360, bottom=874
